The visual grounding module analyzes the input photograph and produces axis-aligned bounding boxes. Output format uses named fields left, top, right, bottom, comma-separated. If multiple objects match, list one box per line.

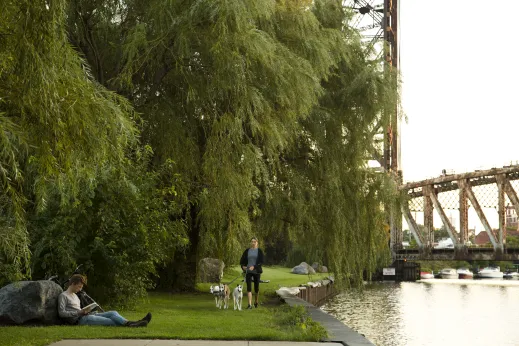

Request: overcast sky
left=399, top=0, right=519, bottom=183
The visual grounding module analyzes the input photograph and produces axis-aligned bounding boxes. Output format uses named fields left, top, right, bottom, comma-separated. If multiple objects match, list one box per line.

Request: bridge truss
left=345, top=0, right=400, bottom=173
left=397, top=165, right=519, bottom=261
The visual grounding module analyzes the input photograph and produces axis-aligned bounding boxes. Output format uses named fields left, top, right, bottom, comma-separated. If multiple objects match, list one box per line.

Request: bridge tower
left=347, top=0, right=402, bottom=252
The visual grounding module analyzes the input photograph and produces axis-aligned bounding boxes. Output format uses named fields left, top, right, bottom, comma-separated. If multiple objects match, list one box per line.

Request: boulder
left=302, top=262, right=316, bottom=274
left=0, top=281, right=63, bottom=325
left=276, top=287, right=301, bottom=296
left=291, top=262, right=316, bottom=275
left=291, top=265, right=308, bottom=275
left=311, top=262, right=328, bottom=273
left=319, top=266, right=328, bottom=273
left=198, top=258, right=225, bottom=283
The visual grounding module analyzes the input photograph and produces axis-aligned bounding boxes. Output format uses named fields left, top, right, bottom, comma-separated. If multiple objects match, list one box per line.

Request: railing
left=296, top=283, right=337, bottom=306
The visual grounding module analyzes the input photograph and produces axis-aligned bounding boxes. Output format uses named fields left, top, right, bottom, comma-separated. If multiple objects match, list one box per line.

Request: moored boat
left=503, top=270, right=519, bottom=279
left=478, top=266, right=503, bottom=279
left=440, top=268, right=458, bottom=279
left=457, top=267, right=474, bottom=279
left=420, top=271, right=434, bottom=279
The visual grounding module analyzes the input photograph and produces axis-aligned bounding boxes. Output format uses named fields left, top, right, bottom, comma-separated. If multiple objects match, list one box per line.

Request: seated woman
left=58, top=274, right=151, bottom=327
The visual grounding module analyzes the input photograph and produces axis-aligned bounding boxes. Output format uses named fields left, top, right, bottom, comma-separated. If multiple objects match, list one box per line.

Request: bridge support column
left=423, top=185, right=434, bottom=248
left=459, top=180, right=469, bottom=246
left=497, top=174, right=507, bottom=250
left=391, top=201, right=403, bottom=251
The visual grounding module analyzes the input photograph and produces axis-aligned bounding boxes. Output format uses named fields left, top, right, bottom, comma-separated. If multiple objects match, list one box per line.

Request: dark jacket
left=240, top=248, right=264, bottom=274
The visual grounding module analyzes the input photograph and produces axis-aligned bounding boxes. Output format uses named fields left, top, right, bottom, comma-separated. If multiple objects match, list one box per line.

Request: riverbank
left=277, top=282, right=375, bottom=346
left=0, top=266, right=331, bottom=346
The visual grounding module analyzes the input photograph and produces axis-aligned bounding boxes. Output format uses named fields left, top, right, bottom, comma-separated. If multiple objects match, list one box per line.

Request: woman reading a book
left=58, top=274, right=151, bottom=327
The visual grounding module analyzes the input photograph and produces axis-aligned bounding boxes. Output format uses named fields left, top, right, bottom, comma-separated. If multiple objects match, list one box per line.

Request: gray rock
left=300, top=262, right=316, bottom=274
left=291, top=265, right=308, bottom=274
left=198, top=258, right=225, bottom=283
left=0, top=281, right=63, bottom=325
left=311, top=262, right=319, bottom=271
left=319, top=265, right=328, bottom=273
left=292, top=262, right=317, bottom=275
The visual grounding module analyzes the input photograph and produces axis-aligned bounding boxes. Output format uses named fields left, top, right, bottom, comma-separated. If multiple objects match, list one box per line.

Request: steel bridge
left=346, top=2, right=519, bottom=261
left=393, top=165, right=519, bottom=261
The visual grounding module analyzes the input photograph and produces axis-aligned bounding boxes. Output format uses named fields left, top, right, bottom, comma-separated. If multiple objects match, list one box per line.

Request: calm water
left=321, top=280, right=519, bottom=346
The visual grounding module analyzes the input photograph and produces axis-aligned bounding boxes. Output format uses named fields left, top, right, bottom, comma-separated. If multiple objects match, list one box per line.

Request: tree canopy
left=0, top=0, right=399, bottom=301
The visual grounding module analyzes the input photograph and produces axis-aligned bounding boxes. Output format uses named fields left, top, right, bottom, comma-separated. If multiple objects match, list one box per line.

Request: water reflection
left=321, top=281, right=519, bottom=346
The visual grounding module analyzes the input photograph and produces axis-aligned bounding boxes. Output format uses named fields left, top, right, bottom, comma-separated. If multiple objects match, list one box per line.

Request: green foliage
left=507, top=235, right=519, bottom=247
left=0, top=0, right=138, bottom=284
left=29, top=150, right=188, bottom=306
left=275, top=305, right=329, bottom=342
left=1, top=0, right=400, bottom=293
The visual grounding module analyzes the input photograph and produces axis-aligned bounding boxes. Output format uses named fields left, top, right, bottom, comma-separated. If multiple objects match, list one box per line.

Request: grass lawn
left=0, top=266, right=332, bottom=346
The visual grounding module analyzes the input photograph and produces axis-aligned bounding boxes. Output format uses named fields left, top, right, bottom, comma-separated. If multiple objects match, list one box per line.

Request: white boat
left=503, top=271, right=519, bottom=279
left=420, top=272, right=434, bottom=279
left=434, top=238, right=454, bottom=249
left=478, top=266, right=503, bottom=279
left=440, top=268, right=458, bottom=279
left=457, top=268, right=474, bottom=279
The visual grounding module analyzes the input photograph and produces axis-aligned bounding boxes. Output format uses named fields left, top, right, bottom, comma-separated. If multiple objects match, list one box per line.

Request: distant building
left=474, top=229, right=519, bottom=245
left=506, top=205, right=519, bottom=231
left=474, top=231, right=491, bottom=245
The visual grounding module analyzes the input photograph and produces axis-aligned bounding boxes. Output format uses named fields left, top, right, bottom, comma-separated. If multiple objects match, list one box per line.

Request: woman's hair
left=69, top=274, right=87, bottom=286
left=251, top=237, right=258, bottom=242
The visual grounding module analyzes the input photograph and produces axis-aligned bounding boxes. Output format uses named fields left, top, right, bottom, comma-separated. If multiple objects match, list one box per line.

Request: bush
left=28, top=151, right=188, bottom=307
left=275, top=305, right=328, bottom=341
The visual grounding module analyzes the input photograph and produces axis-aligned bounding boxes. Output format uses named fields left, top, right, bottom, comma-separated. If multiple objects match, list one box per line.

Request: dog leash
left=221, top=272, right=245, bottom=285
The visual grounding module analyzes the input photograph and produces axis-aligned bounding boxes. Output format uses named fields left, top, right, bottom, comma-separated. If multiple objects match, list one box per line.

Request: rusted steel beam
left=429, top=191, right=458, bottom=246
left=459, top=181, right=469, bottom=245
left=391, top=204, right=403, bottom=250
left=423, top=185, right=434, bottom=247
left=400, top=166, right=519, bottom=191
left=402, top=203, right=424, bottom=247
left=406, top=177, right=489, bottom=199
left=405, top=173, right=519, bottom=199
left=502, top=178, right=519, bottom=218
left=497, top=175, right=506, bottom=247
left=460, top=180, right=498, bottom=249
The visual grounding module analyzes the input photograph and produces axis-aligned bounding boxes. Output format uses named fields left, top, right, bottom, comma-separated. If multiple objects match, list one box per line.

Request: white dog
left=210, top=285, right=220, bottom=308
left=233, top=284, right=243, bottom=311
left=210, top=283, right=230, bottom=309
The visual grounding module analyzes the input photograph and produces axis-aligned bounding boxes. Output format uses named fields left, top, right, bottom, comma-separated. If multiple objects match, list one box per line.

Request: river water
left=321, top=279, right=519, bottom=346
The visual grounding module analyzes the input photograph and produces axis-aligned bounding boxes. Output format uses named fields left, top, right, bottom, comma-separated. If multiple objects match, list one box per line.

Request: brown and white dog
left=210, top=283, right=230, bottom=309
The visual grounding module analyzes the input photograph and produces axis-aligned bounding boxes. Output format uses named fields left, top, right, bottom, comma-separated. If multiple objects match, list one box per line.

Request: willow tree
left=253, top=1, right=399, bottom=284
left=0, top=0, right=137, bottom=283
left=63, top=0, right=399, bottom=288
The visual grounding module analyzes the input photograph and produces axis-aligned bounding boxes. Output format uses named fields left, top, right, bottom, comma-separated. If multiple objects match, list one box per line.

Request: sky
left=399, top=0, right=519, bottom=183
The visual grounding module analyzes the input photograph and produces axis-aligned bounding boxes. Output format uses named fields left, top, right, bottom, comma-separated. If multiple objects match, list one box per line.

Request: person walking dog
left=240, top=237, right=264, bottom=309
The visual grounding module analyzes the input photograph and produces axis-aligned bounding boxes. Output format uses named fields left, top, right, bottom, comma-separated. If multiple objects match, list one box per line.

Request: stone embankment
left=276, top=277, right=374, bottom=346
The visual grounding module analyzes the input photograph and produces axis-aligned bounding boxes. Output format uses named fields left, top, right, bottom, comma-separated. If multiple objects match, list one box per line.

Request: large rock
left=319, top=265, right=328, bottom=273
left=276, top=287, right=301, bottom=296
left=0, top=281, right=63, bottom=325
left=291, top=262, right=316, bottom=275
left=311, top=262, right=328, bottom=273
left=198, top=258, right=225, bottom=283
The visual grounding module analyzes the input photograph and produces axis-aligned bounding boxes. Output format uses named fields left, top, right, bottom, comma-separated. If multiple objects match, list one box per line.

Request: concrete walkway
left=50, top=341, right=342, bottom=346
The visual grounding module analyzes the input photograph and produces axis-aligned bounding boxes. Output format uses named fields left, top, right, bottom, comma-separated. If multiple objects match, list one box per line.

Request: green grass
left=0, top=266, right=332, bottom=346
left=197, top=265, right=332, bottom=296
